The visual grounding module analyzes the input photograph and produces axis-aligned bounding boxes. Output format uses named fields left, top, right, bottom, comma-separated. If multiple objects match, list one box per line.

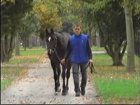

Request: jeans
left=72, top=63, right=88, bottom=93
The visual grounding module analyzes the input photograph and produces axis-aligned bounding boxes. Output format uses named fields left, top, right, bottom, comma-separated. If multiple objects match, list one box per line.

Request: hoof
left=66, top=87, right=69, bottom=91
left=54, top=92, right=59, bottom=96
left=62, top=90, right=68, bottom=96
left=57, top=87, right=61, bottom=92
left=62, top=92, right=66, bottom=96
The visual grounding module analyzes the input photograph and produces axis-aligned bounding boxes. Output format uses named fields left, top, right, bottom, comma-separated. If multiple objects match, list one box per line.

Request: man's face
left=74, top=26, right=81, bottom=35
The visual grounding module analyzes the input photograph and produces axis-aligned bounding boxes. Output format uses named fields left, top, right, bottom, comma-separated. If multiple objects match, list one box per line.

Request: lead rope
left=53, top=48, right=61, bottom=62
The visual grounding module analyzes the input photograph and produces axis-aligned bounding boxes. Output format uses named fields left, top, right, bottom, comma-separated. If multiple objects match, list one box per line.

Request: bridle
left=53, top=48, right=61, bottom=62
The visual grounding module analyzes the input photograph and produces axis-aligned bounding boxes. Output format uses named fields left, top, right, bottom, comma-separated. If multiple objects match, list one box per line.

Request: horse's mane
left=54, top=32, right=71, bottom=50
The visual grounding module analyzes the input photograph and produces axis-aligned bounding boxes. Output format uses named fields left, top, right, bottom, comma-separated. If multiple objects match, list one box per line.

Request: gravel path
left=1, top=59, right=100, bottom=104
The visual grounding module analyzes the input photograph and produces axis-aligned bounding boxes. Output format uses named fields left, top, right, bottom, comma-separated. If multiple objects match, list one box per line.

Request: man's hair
left=73, top=23, right=81, bottom=29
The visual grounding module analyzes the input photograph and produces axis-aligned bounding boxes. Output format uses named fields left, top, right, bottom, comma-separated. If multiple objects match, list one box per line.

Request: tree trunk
left=1, top=37, right=5, bottom=62
left=3, top=35, right=10, bottom=62
left=105, top=38, right=127, bottom=66
left=1, top=35, right=15, bottom=62
left=23, top=37, right=27, bottom=51
left=15, top=35, right=20, bottom=56
left=28, top=36, right=32, bottom=49
left=124, top=2, right=135, bottom=72
left=7, top=34, right=15, bottom=61
left=112, top=53, right=123, bottom=66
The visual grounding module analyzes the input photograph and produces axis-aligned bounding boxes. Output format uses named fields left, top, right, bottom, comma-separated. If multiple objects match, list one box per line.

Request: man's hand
left=89, top=59, right=93, bottom=64
left=61, top=58, right=65, bottom=64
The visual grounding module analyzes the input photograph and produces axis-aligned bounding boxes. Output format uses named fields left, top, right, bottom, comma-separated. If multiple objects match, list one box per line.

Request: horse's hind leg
left=66, top=63, right=71, bottom=92
left=56, top=64, right=61, bottom=92
left=51, top=61, right=60, bottom=94
left=61, top=66, right=67, bottom=95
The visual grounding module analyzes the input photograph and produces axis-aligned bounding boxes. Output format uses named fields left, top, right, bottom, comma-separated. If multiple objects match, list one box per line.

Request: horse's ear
left=45, top=28, right=49, bottom=34
left=51, top=28, right=54, bottom=34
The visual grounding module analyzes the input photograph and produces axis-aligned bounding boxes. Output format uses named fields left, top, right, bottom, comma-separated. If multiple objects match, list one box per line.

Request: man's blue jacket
left=65, top=34, right=92, bottom=64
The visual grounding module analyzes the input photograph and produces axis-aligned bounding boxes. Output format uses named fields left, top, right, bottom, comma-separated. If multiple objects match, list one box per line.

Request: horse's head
left=45, top=28, right=58, bottom=57
left=45, top=28, right=57, bottom=48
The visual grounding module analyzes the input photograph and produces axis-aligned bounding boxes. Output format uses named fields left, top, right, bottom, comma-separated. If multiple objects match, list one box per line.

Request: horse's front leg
left=56, top=63, right=61, bottom=92
left=51, top=61, right=60, bottom=94
left=61, top=65, right=67, bottom=95
left=66, top=61, right=71, bottom=92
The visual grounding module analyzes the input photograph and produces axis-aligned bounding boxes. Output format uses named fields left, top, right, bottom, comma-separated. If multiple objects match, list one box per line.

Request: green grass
left=4, top=47, right=46, bottom=64
left=95, top=77, right=140, bottom=104
left=8, top=57, right=39, bottom=64
left=92, top=54, right=140, bottom=104
left=123, top=54, right=140, bottom=67
left=1, top=67, right=27, bottom=91
left=94, top=53, right=140, bottom=66
left=93, top=70, right=140, bottom=104
left=19, top=47, right=45, bottom=56
left=91, top=46, right=105, bottom=51
left=1, top=47, right=45, bottom=90
left=94, top=54, right=112, bottom=66
left=1, top=79, right=11, bottom=91
left=95, top=77, right=140, bottom=96
left=96, top=79, right=139, bottom=98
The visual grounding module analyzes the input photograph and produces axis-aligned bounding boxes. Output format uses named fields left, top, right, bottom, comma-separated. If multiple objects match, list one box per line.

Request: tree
left=33, top=0, right=62, bottom=30
left=1, top=0, right=33, bottom=62
left=53, top=0, right=80, bottom=33
left=124, top=0, right=136, bottom=72
left=80, top=0, right=139, bottom=66
left=19, top=11, right=41, bottom=50
left=133, top=0, right=140, bottom=57
left=82, top=0, right=127, bottom=66
left=15, top=34, right=20, bottom=55
left=33, top=0, right=82, bottom=34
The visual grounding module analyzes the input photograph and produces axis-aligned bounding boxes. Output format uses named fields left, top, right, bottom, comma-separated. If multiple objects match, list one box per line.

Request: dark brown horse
left=44, top=28, right=71, bottom=95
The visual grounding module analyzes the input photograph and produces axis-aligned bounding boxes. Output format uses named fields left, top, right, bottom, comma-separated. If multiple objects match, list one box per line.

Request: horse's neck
left=55, top=32, right=68, bottom=56
left=56, top=44, right=65, bottom=53
left=55, top=41, right=65, bottom=58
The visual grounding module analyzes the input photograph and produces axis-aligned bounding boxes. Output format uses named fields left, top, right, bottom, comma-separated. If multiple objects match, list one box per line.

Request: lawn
left=19, top=47, right=46, bottom=56
left=1, top=67, right=28, bottom=91
left=5, top=47, right=46, bottom=64
left=1, top=47, right=46, bottom=91
left=92, top=54, right=140, bottom=104
left=91, top=46, right=105, bottom=51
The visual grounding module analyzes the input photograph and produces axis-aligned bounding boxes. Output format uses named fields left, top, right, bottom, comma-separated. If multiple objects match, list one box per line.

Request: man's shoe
left=75, top=92, right=80, bottom=97
left=81, top=88, right=85, bottom=96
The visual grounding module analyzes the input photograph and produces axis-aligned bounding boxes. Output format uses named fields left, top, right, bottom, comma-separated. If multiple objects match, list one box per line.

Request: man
left=61, top=24, right=93, bottom=97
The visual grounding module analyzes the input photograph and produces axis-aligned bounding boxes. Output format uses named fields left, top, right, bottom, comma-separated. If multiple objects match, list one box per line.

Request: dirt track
left=1, top=59, right=100, bottom=104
